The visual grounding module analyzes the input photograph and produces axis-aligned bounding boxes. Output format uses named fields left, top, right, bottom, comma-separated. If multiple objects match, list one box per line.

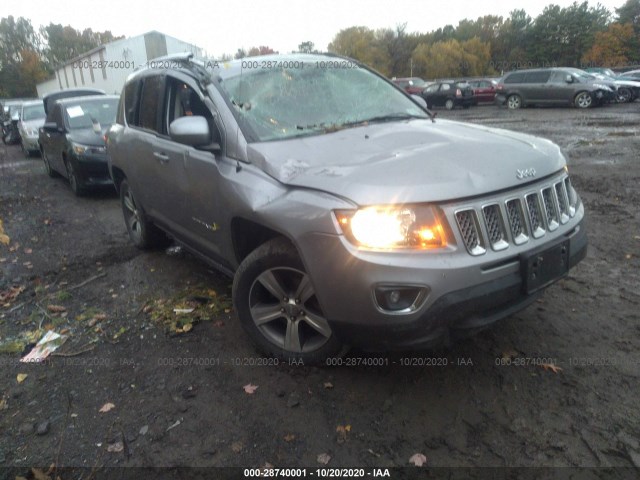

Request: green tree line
left=1, top=0, right=639, bottom=97
left=327, top=0, right=640, bottom=78
left=0, top=16, right=121, bottom=97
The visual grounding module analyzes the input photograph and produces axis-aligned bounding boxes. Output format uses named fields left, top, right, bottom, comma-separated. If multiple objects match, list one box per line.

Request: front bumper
left=72, top=153, right=114, bottom=187
left=298, top=195, right=586, bottom=351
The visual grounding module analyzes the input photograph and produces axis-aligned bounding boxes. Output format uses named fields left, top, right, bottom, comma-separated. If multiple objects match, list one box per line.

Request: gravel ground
left=0, top=102, right=639, bottom=479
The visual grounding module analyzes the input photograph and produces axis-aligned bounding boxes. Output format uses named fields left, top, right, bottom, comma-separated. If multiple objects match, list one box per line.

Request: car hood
left=67, top=127, right=109, bottom=146
left=246, top=119, right=566, bottom=205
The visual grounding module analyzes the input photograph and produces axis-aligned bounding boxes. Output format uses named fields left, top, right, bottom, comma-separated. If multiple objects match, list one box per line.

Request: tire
left=120, top=179, right=168, bottom=249
left=65, top=159, right=84, bottom=196
left=445, top=99, right=455, bottom=110
left=233, top=238, right=346, bottom=364
left=616, top=87, right=632, bottom=104
left=507, top=94, right=522, bottom=109
left=42, top=150, right=57, bottom=178
left=574, top=91, right=593, bottom=109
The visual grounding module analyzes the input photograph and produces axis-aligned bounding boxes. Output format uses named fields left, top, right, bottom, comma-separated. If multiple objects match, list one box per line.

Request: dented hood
left=247, top=119, right=566, bottom=205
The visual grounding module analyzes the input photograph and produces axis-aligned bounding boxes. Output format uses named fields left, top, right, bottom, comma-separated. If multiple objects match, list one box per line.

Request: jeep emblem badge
left=516, top=168, right=536, bottom=180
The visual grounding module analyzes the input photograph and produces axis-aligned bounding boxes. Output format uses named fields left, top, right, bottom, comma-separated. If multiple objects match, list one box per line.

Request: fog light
left=374, top=286, right=429, bottom=314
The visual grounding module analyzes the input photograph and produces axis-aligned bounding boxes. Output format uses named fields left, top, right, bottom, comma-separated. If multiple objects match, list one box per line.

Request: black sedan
left=421, top=81, right=475, bottom=110
left=39, top=95, right=118, bottom=195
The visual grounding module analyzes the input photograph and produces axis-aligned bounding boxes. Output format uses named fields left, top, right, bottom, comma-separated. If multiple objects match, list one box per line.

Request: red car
left=466, top=79, right=498, bottom=104
left=392, top=77, right=429, bottom=95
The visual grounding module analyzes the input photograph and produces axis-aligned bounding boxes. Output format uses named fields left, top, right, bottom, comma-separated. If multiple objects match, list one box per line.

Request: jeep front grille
left=482, top=204, right=508, bottom=250
left=542, top=187, right=559, bottom=231
left=455, top=210, right=486, bottom=255
left=506, top=199, right=528, bottom=244
left=453, top=174, right=578, bottom=255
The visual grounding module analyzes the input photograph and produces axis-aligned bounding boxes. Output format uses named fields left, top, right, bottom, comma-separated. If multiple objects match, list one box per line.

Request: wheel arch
left=231, top=217, right=294, bottom=265
left=110, top=166, right=126, bottom=193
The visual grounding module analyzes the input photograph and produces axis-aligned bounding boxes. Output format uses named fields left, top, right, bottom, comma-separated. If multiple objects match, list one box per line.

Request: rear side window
left=138, top=75, right=164, bottom=132
left=124, top=80, right=142, bottom=126
left=524, top=71, right=551, bottom=83
left=504, top=72, right=526, bottom=84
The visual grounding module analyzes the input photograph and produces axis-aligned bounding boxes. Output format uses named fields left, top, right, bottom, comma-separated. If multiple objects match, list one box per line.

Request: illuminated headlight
left=72, top=142, right=105, bottom=155
left=335, top=205, right=448, bottom=249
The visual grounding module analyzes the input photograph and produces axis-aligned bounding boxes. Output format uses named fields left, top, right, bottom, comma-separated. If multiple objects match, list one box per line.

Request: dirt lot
left=0, top=102, right=639, bottom=478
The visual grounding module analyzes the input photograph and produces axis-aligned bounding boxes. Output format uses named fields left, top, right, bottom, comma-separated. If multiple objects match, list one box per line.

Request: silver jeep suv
left=107, top=53, right=587, bottom=364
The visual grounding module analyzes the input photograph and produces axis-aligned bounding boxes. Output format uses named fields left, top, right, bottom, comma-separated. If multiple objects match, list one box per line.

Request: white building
left=36, top=31, right=202, bottom=97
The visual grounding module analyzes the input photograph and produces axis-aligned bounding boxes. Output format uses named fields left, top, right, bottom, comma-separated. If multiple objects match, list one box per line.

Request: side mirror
left=411, top=94, right=427, bottom=109
left=169, top=116, right=219, bottom=150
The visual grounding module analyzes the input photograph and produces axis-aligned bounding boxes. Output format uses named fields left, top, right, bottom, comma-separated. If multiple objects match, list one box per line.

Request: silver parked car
left=18, top=100, right=46, bottom=156
left=107, top=53, right=587, bottom=364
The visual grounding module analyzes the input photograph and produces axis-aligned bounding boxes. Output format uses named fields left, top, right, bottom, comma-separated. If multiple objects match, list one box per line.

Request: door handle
left=153, top=152, right=169, bottom=163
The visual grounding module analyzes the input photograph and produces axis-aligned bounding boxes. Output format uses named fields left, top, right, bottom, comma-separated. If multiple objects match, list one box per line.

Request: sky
left=5, top=0, right=627, bottom=58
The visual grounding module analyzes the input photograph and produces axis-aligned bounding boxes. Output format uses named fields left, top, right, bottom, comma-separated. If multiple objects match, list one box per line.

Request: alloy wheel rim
left=123, top=189, right=142, bottom=240
left=577, top=93, right=591, bottom=108
left=508, top=96, right=520, bottom=108
left=248, top=267, right=331, bottom=353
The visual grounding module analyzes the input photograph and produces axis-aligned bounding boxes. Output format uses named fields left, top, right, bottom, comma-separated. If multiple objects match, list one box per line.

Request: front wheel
left=65, top=159, right=84, bottom=196
left=616, top=87, right=632, bottom=103
left=233, top=238, right=346, bottom=364
left=445, top=99, right=455, bottom=110
left=507, top=94, right=522, bottom=109
left=574, top=91, right=593, bottom=109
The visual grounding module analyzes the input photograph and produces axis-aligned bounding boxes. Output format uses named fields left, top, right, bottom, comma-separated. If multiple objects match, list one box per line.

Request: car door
left=423, top=84, right=439, bottom=106
left=42, top=105, right=67, bottom=174
left=437, top=83, right=451, bottom=105
left=545, top=71, right=575, bottom=104
left=122, top=73, right=187, bottom=233
left=524, top=71, right=552, bottom=104
left=169, top=78, right=228, bottom=260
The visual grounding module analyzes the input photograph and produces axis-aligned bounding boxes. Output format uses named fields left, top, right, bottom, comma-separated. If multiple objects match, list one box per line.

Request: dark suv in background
left=421, top=81, right=475, bottom=109
left=496, top=68, right=615, bottom=109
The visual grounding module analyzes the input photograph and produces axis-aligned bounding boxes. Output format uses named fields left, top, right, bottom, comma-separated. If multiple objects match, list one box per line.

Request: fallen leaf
left=284, top=433, right=296, bottom=442
left=107, top=441, right=124, bottom=453
left=540, top=363, right=563, bottom=374
left=30, top=468, right=49, bottom=480
left=336, top=424, right=351, bottom=443
left=243, top=384, right=258, bottom=395
left=0, top=397, right=8, bottom=410
left=231, top=441, right=243, bottom=453
left=99, top=402, right=115, bottom=413
left=317, top=453, right=331, bottom=465
left=173, top=308, right=195, bottom=314
left=0, top=219, right=10, bottom=246
left=17, top=373, right=28, bottom=384
left=47, top=305, right=66, bottom=313
left=24, top=248, right=33, bottom=254
left=323, top=382, right=334, bottom=389
left=262, top=462, right=274, bottom=469
left=409, top=453, right=427, bottom=466
left=181, top=322, right=193, bottom=333
left=167, top=419, right=181, bottom=431
left=626, top=254, right=632, bottom=259
left=501, top=349, right=519, bottom=361
left=93, top=313, right=107, bottom=321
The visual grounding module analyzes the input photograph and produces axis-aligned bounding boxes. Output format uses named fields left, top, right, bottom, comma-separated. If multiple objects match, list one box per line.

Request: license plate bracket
left=522, top=240, right=570, bottom=294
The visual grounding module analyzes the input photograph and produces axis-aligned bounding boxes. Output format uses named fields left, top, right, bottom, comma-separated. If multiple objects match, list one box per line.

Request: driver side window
left=164, top=78, right=212, bottom=136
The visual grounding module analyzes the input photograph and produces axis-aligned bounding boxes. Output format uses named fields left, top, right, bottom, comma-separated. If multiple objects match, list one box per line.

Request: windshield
left=217, top=60, right=429, bottom=142
left=65, top=98, right=118, bottom=130
left=22, top=104, right=45, bottom=121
